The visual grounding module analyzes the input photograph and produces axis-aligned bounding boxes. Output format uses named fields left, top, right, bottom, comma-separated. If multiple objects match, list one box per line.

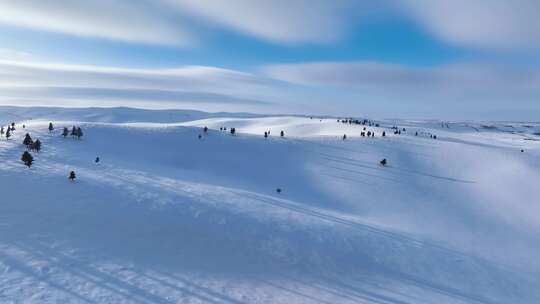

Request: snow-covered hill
left=1, top=107, right=539, bottom=303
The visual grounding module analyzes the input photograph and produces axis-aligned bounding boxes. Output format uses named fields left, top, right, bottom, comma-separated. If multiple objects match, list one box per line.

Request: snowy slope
left=1, top=107, right=539, bottom=303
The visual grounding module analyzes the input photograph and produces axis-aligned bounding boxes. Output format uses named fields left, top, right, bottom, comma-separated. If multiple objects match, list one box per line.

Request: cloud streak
left=0, top=0, right=194, bottom=46
left=263, top=61, right=540, bottom=109
left=0, top=60, right=272, bottom=109
left=1, top=0, right=539, bottom=50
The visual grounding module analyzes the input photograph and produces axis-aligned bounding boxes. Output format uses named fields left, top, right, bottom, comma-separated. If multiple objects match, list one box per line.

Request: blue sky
left=0, top=0, right=539, bottom=120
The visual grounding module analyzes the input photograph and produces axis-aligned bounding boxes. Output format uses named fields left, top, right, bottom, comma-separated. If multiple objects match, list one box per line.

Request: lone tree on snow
left=62, top=127, right=69, bottom=137
left=69, top=171, right=76, bottom=181
left=21, top=151, right=34, bottom=168
left=48, top=122, right=54, bottom=132
left=76, top=127, right=83, bottom=139
left=23, top=133, right=33, bottom=148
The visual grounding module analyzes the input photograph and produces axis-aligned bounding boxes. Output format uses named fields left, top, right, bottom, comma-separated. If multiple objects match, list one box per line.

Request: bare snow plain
left=0, top=107, right=539, bottom=303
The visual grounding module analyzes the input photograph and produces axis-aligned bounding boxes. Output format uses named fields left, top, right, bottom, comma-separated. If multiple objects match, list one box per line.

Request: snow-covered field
left=1, top=107, right=539, bottom=303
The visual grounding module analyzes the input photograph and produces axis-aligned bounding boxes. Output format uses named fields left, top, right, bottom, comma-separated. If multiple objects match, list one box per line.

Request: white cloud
left=398, top=0, right=540, bottom=49
left=0, top=0, right=370, bottom=46
left=165, top=0, right=360, bottom=44
left=0, top=0, right=193, bottom=46
left=0, top=60, right=272, bottom=108
left=1, top=0, right=539, bottom=49
left=263, top=61, right=540, bottom=106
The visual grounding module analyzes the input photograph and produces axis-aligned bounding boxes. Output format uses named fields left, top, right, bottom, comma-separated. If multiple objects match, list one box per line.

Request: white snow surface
left=1, top=107, right=540, bottom=303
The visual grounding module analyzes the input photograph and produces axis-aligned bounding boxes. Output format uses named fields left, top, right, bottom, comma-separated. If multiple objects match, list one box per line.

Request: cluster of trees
left=62, top=126, right=83, bottom=139
left=1, top=122, right=17, bottom=140
left=263, top=130, right=285, bottom=138
left=23, top=133, right=42, bottom=152
left=338, top=118, right=379, bottom=127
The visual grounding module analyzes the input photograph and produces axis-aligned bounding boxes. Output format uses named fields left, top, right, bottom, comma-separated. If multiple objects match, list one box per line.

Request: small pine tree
left=382, top=131, right=386, bottom=137
left=21, top=151, right=34, bottom=168
left=76, top=127, right=83, bottom=139
left=62, top=127, right=69, bottom=137
left=48, top=122, right=54, bottom=132
left=33, top=139, right=42, bottom=152
left=23, top=133, right=33, bottom=147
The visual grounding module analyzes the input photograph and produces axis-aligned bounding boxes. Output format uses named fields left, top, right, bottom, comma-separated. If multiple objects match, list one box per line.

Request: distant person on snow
left=95, top=157, right=100, bottom=164
left=380, top=158, right=387, bottom=166
left=280, top=130, right=284, bottom=137
left=69, top=171, right=76, bottom=181
left=343, top=134, right=347, bottom=140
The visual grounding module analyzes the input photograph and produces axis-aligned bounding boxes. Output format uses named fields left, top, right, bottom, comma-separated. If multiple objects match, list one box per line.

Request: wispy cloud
left=398, top=0, right=540, bottom=49
left=0, top=60, right=272, bottom=109
left=263, top=61, right=540, bottom=108
left=165, top=0, right=361, bottom=44
left=1, top=1, right=539, bottom=50
left=0, top=0, right=194, bottom=46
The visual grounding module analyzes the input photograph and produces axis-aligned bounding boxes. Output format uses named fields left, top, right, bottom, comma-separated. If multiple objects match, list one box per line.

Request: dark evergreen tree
left=33, top=139, right=41, bottom=152
left=95, top=156, right=100, bottom=163
left=382, top=131, right=386, bottom=137
left=203, top=126, right=208, bottom=133
left=342, top=134, right=347, bottom=140
left=48, top=122, right=54, bottom=132
left=23, top=133, right=33, bottom=147
left=21, top=151, right=34, bottom=168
